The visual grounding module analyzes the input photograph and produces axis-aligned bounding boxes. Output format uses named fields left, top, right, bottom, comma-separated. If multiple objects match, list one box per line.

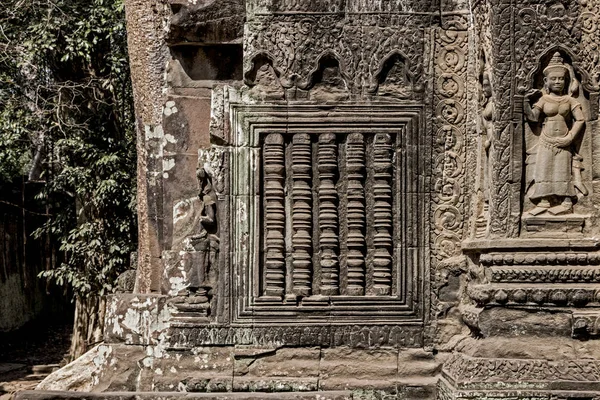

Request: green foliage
left=0, top=0, right=137, bottom=296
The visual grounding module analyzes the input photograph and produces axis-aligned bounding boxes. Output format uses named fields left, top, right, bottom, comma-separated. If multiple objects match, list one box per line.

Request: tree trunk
left=68, top=295, right=106, bottom=362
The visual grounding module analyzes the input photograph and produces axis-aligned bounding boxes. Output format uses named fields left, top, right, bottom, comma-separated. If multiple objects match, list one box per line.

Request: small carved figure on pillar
left=474, top=68, right=494, bottom=237
left=171, top=163, right=219, bottom=313
left=523, top=52, right=587, bottom=216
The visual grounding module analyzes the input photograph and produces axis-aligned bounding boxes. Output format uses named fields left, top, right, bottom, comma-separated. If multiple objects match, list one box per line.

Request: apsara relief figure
left=474, top=68, right=494, bottom=237
left=172, top=163, right=219, bottom=304
left=523, top=52, right=587, bottom=216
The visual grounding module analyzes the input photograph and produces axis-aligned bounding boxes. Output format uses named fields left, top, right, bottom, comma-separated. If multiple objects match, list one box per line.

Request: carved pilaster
left=263, top=133, right=285, bottom=298
left=318, top=133, right=339, bottom=296
left=346, top=133, right=366, bottom=296
left=291, top=133, right=313, bottom=297
left=372, top=133, right=394, bottom=296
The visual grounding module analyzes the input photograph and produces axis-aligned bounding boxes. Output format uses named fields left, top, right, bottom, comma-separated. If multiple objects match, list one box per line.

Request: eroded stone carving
left=523, top=52, right=587, bottom=217
left=303, top=55, right=349, bottom=101
left=170, top=162, right=220, bottom=315
left=370, top=53, right=414, bottom=99
left=474, top=66, right=495, bottom=238
left=244, top=54, right=285, bottom=101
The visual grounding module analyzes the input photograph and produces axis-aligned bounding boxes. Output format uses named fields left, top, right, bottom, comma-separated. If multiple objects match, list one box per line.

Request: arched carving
left=368, top=51, right=414, bottom=98
left=298, top=52, right=350, bottom=101
left=244, top=52, right=285, bottom=100
left=522, top=46, right=598, bottom=94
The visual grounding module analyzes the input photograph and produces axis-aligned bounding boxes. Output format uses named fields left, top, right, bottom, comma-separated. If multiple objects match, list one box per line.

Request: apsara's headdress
left=543, top=52, right=569, bottom=76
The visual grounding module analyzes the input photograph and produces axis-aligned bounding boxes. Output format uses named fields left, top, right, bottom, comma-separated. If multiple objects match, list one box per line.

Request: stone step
left=14, top=388, right=438, bottom=400
left=31, top=365, right=60, bottom=375
left=15, top=391, right=354, bottom=400
left=0, top=363, right=27, bottom=375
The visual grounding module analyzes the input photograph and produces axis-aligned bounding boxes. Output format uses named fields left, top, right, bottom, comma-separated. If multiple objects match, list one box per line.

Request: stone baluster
left=346, top=133, right=366, bottom=296
left=372, top=133, right=394, bottom=295
left=291, top=133, right=313, bottom=297
left=318, top=133, right=339, bottom=295
left=263, top=133, right=286, bottom=298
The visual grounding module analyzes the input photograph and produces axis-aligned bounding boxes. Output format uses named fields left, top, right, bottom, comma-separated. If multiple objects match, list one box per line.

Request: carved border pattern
left=432, top=28, right=467, bottom=262
left=439, top=376, right=600, bottom=400
left=480, top=252, right=600, bottom=266
left=248, top=0, right=436, bottom=14
left=468, top=285, right=600, bottom=307
left=490, top=267, right=600, bottom=283
left=166, top=324, right=425, bottom=349
left=488, top=0, right=516, bottom=237
left=443, top=353, right=600, bottom=384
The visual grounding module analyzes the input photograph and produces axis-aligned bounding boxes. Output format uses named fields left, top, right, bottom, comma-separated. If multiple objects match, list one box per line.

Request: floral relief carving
left=432, top=28, right=468, bottom=261
left=244, top=14, right=426, bottom=97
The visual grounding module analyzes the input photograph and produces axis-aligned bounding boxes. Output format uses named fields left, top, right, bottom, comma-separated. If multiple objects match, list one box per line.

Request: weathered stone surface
left=123, top=0, right=170, bottom=294
left=478, top=308, right=572, bottom=338
left=150, top=347, right=235, bottom=392
left=167, top=0, right=245, bottom=44
left=397, top=350, right=443, bottom=379
left=319, top=348, right=398, bottom=391
left=103, top=294, right=170, bottom=345
left=36, top=345, right=146, bottom=392
left=232, top=347, right=320, bottom=392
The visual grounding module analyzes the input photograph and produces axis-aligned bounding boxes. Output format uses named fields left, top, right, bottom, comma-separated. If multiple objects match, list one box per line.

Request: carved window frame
left=227, top=103, right=430, bottom=327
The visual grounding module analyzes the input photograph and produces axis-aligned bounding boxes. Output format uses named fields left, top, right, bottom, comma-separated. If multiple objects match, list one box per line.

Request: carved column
left=291, top=133, right=313, bottom=297
left=346, top=133, right=366, bottom=296
left=318, top=133, right=339, bottom=296
left=263, top=133, right=286, bottom=298
left=372, top=133, right=394, bottom=295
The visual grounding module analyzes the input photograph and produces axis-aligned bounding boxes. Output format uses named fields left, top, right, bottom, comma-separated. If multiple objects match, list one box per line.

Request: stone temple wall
left=22, top=0, right=600, bottom=399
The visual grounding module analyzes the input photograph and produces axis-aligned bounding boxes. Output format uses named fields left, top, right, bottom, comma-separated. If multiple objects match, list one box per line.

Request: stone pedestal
left=522, top=214, right=587, bottom=235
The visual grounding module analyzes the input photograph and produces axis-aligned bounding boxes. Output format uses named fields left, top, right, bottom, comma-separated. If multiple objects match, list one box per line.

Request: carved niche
left=473, top=57, right=495, bottom=239
left=478, top=0, right=600, bottom=239
left=521, top=51, right=592, bottom=234
left=243, top=54, right=285, bottom=101
left=165, top=159, right=220, bottom=318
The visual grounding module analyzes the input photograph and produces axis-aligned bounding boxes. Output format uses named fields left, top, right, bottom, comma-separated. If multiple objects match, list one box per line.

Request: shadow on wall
left=0, top=179, right=70, bottom=334
left=170, top=44, right=243, bottom=82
